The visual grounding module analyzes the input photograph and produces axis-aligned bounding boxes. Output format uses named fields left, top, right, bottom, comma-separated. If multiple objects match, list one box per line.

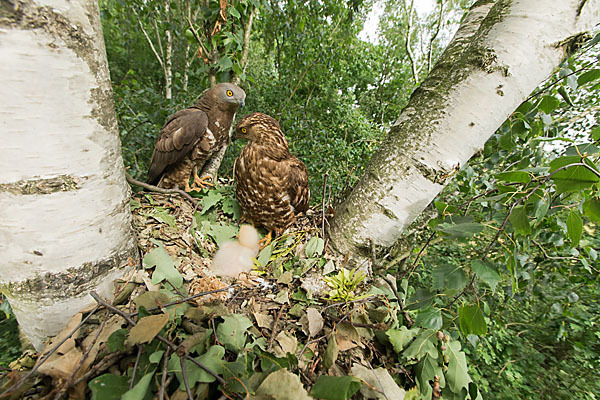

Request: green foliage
left=323, top=268, right=367, bottom=303
left=399, top=38, right=600, bottom=399
left=0, top=299, right=20, bottom=368
left=310, top=375, right=362, bottom=400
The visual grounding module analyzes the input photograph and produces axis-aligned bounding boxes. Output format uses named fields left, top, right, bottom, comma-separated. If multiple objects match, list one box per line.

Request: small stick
left=267, top=305, right=285, bottom=351
left=158, top=347, right=171, bottom=400
left=125, top=172, right=198, bottom=207
left=383, top=276, right=414, bottom=327
left=55, top=314, right=109, bottom=399
left=130, top=345, right=144, bottom=389
left=72, top=350, right=126, bottom=386
left=321, top=172, right=329, bottom=235
left=0, top=306, right=100, bottom=398
left=130, top=285, right=238, bottom=317
left=180, top=355, right=194, bottom=400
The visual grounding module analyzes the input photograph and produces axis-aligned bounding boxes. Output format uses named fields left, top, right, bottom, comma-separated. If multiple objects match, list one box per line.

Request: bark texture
left=328, top=0, right=600, bottom=267
left=0, top=0, right=138, bottom=349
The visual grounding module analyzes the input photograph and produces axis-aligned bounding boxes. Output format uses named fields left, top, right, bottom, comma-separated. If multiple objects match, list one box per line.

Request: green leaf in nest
left=495, top=171, right=531, bottom=184
left=168, top=345, right=225, bottom=388
left=257, top=243, right=273, bottom=267
left=216, top=314, right=252, bottom=352
left=221, top=197, right=241, bottom=219
left=152, top=207, right=176, bottom=227
left=458, top=304, right=487, bottom=335
left=207, top=222, right=238, bottom=247
left=403, top=330, right=438, bottom=361
left=89, top=374, right=129, bottom=400
left=106, top=329, right=127, bottom=352
left=122, top=370, right=156, bottom=400
left=436, top=221, right=484, bottom=238
left=198, top=190, right=223, bottom=215
left=310, top=375, right=362, bottom=400
left=143, top=245, right=183, bottom=288
left=305, top=236, right=325, bottom=257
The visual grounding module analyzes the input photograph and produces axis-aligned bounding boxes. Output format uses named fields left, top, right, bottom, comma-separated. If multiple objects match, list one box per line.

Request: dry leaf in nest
left=126, top=313, right=170, bottom=346
left=298, top=308, right=324, bottom=338
left=189, top=276, right=229, bottom=305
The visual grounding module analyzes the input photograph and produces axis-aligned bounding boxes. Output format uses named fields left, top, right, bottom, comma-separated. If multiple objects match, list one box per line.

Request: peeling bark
left=0, top=0, right=138, bottom=349
left=328, top=0, right=600, bottom=267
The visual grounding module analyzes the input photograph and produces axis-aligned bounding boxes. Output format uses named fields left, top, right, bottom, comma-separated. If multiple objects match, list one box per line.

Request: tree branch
left=125, top=172, right=198, bottom=207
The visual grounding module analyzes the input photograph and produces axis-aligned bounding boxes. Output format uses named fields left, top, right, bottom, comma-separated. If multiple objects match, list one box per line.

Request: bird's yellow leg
left=258, top=230, right=273, bottom=249
left=185, top=167, right=215, bottom=192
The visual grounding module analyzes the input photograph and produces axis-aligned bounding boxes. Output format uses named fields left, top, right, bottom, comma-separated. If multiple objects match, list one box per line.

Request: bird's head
left=201, top=82, right=246, bottom=111
left=233, top=112, right=286, bottom=145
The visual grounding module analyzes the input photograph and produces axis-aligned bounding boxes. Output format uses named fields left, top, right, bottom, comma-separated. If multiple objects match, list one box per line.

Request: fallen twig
left=158, top=347, right=171, bottom=400
left=125, top=172, right=198, bottom=207
left=180, top=355, right=194, bottom=400
left=130, top=345, right=144, bottom=389
left=130, top=285, right=238, bottom=317
left=382, top=276, right=414, bottom=328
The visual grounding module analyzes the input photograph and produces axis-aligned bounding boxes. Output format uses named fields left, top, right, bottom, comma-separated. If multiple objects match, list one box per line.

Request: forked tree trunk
left=0, top=0, right=138, bottom=349
left=328, top=0, right=600, bottom=267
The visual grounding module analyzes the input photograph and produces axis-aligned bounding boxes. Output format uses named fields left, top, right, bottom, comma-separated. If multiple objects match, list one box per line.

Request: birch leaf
left=566, top=210, right=583, bottom=247
left=386, top=326, right=420, bottom=354
left=445, top=341, right=471, bottom=394
left=255, top=368, right=312, bottom=400
left=310, top=375, right=361, bottom=400
left=143, top=245, right=183, bottom=288
left=88, top=374, right=129, bottom=400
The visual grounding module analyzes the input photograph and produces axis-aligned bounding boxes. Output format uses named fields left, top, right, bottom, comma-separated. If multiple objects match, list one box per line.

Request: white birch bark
left=0, top=0, right=138, bottom=349
left=328, top=0, right=600, bottom=267
left=165, top=0, right=173, bottom=100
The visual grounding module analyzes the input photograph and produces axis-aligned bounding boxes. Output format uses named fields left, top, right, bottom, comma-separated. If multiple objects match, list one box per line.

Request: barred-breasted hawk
left=233, top=112, right=310, bottom=237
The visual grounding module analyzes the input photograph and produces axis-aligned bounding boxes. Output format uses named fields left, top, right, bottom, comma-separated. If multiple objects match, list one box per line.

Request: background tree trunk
left=328, top=0, right=600, bottom=267
left=0, top=0, right=138, bottom=349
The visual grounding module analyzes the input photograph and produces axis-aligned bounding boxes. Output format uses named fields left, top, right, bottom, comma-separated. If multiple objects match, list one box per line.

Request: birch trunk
left=0, top=0, right=138, bottom=349
left=165, top=0, right=173, bottom=100
left=328, top=0, right=600, bottom=268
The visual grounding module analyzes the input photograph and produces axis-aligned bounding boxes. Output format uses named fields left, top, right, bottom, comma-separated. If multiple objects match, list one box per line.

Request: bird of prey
left=147, top=82, right=246, bottom=191
left=233, top=112, right=310, bottom=242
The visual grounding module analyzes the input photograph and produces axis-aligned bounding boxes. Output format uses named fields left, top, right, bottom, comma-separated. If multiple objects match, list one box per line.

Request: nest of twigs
left=0, top=183, right=412, bottom=400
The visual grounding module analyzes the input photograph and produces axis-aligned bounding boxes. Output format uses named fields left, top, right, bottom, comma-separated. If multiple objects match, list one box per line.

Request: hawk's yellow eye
left=226, top=90, right=233, bottom=97
left=241, top=127, right=247, bottom=133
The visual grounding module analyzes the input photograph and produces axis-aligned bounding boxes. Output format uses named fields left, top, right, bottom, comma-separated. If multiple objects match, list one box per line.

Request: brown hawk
left=233, top=112, right=310, bottom=239
left=147, top=83, right=246, bottom=191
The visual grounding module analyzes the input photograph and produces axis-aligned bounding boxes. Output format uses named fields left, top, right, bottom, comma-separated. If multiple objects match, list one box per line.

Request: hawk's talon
left=185, top=174, right=214, bottom=192
left=258, top=231, right=273, bottom=249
